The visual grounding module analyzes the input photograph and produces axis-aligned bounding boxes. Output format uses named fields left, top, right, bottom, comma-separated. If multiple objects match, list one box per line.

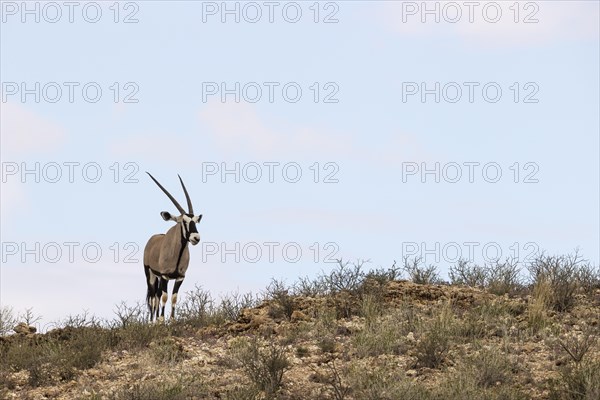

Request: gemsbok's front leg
left=159, top=278, right=169, bottom=322
left=154, top=279, right=161, bottom=322
left=145, top=266, right=158, bottom=322
left=170, top=278, right=184, bottom=320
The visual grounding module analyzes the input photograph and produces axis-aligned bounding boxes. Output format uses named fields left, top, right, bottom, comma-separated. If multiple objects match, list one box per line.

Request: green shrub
left=219, top=291, right=258, bottom=322
left=265, top=279, right=295, bottom=320
left=465, top=347, right=515, bottom=388
left=415, top=305, right=455, bottom=368
left=150, top=337, right=187, bottom=365
left=107, top=376, right=208, bottom=400
left=449, top=259, right=487, bottom=287
left=0, top=306, right=17, bottom=336
left=556, top=330, right=597, bottom=364
left=486, top=259, right=523, bottom=295
left=352, top=301, right=406, bottom=358
left=293, top=275, right=328, bottom=297
left=402, top=257, right=440, bottom=285
left=318, top=336, right=336, bottom=354
left=116, top=321, right=168, bottom=350
left=527, top=253, right=584, bottom=312
left=230, top=337, right=290, bottom=397
left=178, top=284, right=213, bottom=318
left=0, top=326, right=111, bottom=387
left=321, top=259, right=367, bottom=294
left=550, top=359, right=600, bottom=400
left=449, top=258, right=523, bottom=295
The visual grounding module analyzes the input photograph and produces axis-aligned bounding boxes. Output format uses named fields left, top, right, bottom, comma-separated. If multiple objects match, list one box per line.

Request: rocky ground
left=1, top=279, right=599, bottom=400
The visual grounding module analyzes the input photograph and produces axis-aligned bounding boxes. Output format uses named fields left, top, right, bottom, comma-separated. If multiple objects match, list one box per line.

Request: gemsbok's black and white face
left=146, top=171, right=202, bottom=246
left=160, top=211, right=202, bottom=245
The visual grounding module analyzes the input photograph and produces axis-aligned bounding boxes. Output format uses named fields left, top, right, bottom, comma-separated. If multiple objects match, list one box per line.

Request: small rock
left=13, top=322, right=36, bottom=334
left=12, top=370, right=29, bottom=386
left=555, top=357, right=568, bottom=366
left=250, top=314, right=269, bottom=328
left=406, top=332, right=415, bottom=341
left=291, top=310, right=310, bottom=323
left=336, top=325, right=351, bottom=336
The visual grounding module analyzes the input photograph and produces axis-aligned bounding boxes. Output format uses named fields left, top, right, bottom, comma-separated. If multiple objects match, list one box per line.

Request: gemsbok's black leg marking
left=160, top=278, right=169, bottom=320
left=145, top=265, right=158, bottom=322
left=154, top=278, right=161, bottom=321
left=171, top=279, right=184, bottom=320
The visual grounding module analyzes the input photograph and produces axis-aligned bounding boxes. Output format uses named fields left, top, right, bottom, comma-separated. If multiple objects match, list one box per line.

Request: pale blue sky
left=1, top=1, right=598, bottom=325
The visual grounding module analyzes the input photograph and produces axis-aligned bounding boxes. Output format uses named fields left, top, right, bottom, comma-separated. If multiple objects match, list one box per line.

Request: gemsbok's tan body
left=144, top=173, right=202, bottom=321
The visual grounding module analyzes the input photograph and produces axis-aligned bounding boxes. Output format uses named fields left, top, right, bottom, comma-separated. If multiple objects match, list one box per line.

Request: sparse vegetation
left=295, top=345, right=309, bottom=358
left=487, top=258, right=523, bottom=295
left=528, top=276, right=552, bottom=334
left=462, top=347, right=517, bottom=388
left=555, top=328, right=598, bottom=364
left=322, top=259, right=368, bottom=294
left=352, top=295, right=407, bottom=357
left=265, top=278, right=295, bottom=320
left=149, top=337, right=187, bottom=364
left=173, top=284, right=214, bottom=328
left=576, top=263, right=600, bottom=294
left=0, top=306, right=17, bottom=336
left=364, top=260, right=402, bottom=284
left=219, top=290, right=258, bottom=322
left=112, top=301, right=145, bottom=328
left=527, top=252, right=589, bottom=312
left=322, top=360, right=351, bottom=400
left=550, top=329, right=600, bottom=400
left=107, top=376, right=208, bottom=400
left=1, top=325, right=112, bottom=386
left=449, top=258, right=488, bottom=287
left=414, top=304, right=454, bottom=368
left=1, top=251, right=598, bottom=399
left=293, top=275, right=328, bottom=297
left=402, top=256, right=441, bottom=285
left=449, top=258, right=523, bottom=295
left=550, top=359, right=600, bottom=400
left=230, top=336, right=290, bottom=398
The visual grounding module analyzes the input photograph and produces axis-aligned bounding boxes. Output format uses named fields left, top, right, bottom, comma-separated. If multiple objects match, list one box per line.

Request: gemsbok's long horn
left=146, top=172, right=186, bottom=215
left=178, top=174, right=194, bottom=214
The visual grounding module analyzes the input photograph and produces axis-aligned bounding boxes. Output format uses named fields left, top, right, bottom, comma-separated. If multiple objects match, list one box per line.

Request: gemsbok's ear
left=194, top=214, right=203, bottom=223
left=160, top=211, right=175, bottom=221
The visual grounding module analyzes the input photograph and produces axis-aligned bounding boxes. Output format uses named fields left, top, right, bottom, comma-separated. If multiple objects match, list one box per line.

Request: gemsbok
left=144, top=172, right=202, bottom=322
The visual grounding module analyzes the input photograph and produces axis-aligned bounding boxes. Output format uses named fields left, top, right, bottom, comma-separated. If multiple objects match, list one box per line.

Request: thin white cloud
left=0, top=102, right=66, bottom=156
left=0, top=102, right=66, bottom=222
left=257, top=207, right=395, bottom=233
left=110, top=101, right=434, bottom=172
left=197, top=101, right=355, bottom=159
left=197, top=101, right=435, bottom=166
left=381, top=1, right=599, bottom=47
left=364, top=131, right=438, bottom=168
left=109, top=132, right=191, bottom=165
left=0, top=181, right=28, bottom=226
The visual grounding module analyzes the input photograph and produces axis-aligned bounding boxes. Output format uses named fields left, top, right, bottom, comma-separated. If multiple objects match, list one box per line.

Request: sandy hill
left=1, top=259, right=599, bottom=400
